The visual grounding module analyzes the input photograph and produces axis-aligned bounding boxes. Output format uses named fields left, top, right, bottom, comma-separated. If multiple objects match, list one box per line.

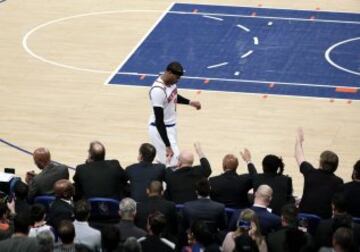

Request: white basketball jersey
left=149, top=77, right=177, bottom=125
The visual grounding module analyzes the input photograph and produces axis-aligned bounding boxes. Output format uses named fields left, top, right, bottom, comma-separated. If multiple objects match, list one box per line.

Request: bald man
left=164, top=143, right=211, bottom=204
left=229, top=185, right=281, bottom=235
left=209, top=154, right=253, bottom=208
left=27, top=147, right=69, bottom=201
left=73, top=141, right=128, bottom=200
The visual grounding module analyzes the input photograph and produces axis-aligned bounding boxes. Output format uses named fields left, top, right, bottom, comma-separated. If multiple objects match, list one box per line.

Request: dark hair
left=196, top=178, right=210, bottom=197
left=14, top=181, right=28, bottom=199
left=262, top=155, right=284, bottom=175
left=0, top=201, right=8, bottom=217
left=14, top=213, right=32, bottom=234
left=139, top=143, right=156, bottom=162
left=102, top=225, right=121, bottom=248
left=191, top=220, right=214, bottom=247
left=320, top=150, right=339, bottom=173
left=74, top=200, right=91, bottom=221
left=57, top=220, right=75, bottom=244
left=281, top=204, right=298, bottom=228
left=332, top=193, right=347, bottom=213
left=148, top=211, right=166, bottom=236
left=166, top=61, right=184, bottom=76
left=31, top=204, right=46, bottom=223
left=333, top=227, right=355, bottom=251
left=352, top=160, right=360, bottom=180
left=234, top=234, right=259, bottom=252
left=284, top=228, right=309, bottom=252
left=101, top=226, right=121, bottom=251
left=123, top=237, right=142, bottom=252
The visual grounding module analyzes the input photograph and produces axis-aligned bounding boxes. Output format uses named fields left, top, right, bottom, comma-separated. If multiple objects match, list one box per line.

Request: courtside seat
left=88, top=197, right=120, bottom=222
left=298, top=212, right=321, bottom=235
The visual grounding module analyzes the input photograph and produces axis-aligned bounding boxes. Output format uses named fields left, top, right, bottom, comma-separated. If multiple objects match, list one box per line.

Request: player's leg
left=148, top=125, right=167, bottom=164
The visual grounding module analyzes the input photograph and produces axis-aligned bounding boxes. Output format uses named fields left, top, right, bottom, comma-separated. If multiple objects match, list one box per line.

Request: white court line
left=325, top=37, right=360, bottom=76
left=207, top=62, right=228, bottom=69
left=241, top=50, right=253, bottom=58
left=114, top=71, right=359, bottom=89
left=202, top=15, right=223, bottom=21
left=105, top=4, right=175, bottom=85
left=253, top=37, right=259, bottom=45
left=236, top=24, right=250, bottom=32
left=169, top=10, right=360, bottom=25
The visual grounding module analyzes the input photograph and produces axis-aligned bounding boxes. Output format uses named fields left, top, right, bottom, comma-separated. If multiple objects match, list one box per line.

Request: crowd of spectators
left=0, top=128, right=359, bottom=252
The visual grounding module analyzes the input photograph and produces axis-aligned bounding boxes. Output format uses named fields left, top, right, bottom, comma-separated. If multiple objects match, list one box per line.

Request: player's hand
left=190, top=101, right=201, bottom=110
left=240, top=148, right=252, bottom=163
left=296, top=127, right=304, bottom=143
left=166, top=146, right=174, bottom=163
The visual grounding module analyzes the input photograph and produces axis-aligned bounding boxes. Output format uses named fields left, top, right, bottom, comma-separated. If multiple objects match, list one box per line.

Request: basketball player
left=148, top=62, right=201, bottom=167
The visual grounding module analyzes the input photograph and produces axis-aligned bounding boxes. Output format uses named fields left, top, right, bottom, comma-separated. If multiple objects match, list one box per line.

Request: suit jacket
left=267, top=227, right=314, bottom=252
left=73, top=159, right=128, bottom=200
left=229, top=206, right=281, bottom=235
left=338, top=181, right=360, bottom=217
left=0, top=237, right=40, bottom=252
left=299, top=161, right=343, bottom=219
left=209, top=170, right=252, bottom=208
left=164, top=157, right=212, bottom=204
left=47, top=198, right=74, bottom=230
left=115, top=220, right=147, bottom=242
left=135, top=195, right=178, bottom=237
left=183, top=198, right=227, bottom=232
left=315, top=215, right=360, bottom=249
left=125, top=162, right=165, bottom=202
left=28, top=162, right=69, bottom=200
left=248, top=163, right=294, bottom=215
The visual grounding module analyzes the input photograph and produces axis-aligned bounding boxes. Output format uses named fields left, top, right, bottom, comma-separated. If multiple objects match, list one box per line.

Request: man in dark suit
left=135, top=181, right=178, bottom=240
left=267, top=204, right=314, bottom=252
left=240, top=149, right=294, bottom=215
left=47, top=179, right=75, bottom=231
left=229, top=185, right=281, bottom=235
left=164, top=143, right=211, bottom=204
left=73, top=141, right=128, bottom=200
left=126, top=143, right=166, bottom=202
left=115, top=197, right=147, bottom=242
left=338, top=160, right=360, bottom=218
left=295, top=128, right=344, bottom=219
left=27, top=147, right=69, bottom=201
left=209, top=154, right=252, bottom=209
left=182, top=178, right=226, bottom=233
left=315, top=193, right=360, bottom=249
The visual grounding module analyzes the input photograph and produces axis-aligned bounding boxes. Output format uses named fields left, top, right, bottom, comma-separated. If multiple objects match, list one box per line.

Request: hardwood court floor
left=0, top=0, right=359, bottom=196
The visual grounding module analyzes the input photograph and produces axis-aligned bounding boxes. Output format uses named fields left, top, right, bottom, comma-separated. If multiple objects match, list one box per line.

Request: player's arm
left=153, top=107, right=171, bottom=148
left=177, top=94, right=201, bottom=110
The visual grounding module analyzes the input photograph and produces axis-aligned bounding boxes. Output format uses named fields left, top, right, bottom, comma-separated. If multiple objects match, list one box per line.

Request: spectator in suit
left=241, top=149, right=294, bottom=215
left=101, top=226, right=122, bottom=252
left=13, top=181, right=31, bottom=216
left=315, top=193, right=360, bottom=249
left=73, top=141, right=128, bottom=200
left=229, top=185, right=281, bottom=236
left=115, top=198, right=146, bottom=242
left=209, top=154, right=253, bottom=208
left=223, top=208, right=267, bottom=252
left=135, top=181, right=178, bottom=240
left=0, top=213, right=40, bottom=252
left=182, top=178, right=226, bottom=233
left=138, top=212, right=175, bottom=252
left=164, top=143, right=212, bottom=204
left=295, top=128, right=344, bottom=219
left=318, top=227, right=357, bottom=252
left=73, top=200, right=101, bottom=251
left=267, top=204, right=314, bottom=252
left=123, top=237, right=142, bottom=252
left=27, top=147, right=69, bottom=201
left=53, top=220, right=89, bottom=252
left=47, top=179, right=75, bottom=231
left=338, top=160, right=360, bottom=218
left=126, top=143, right=166, bottom=202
